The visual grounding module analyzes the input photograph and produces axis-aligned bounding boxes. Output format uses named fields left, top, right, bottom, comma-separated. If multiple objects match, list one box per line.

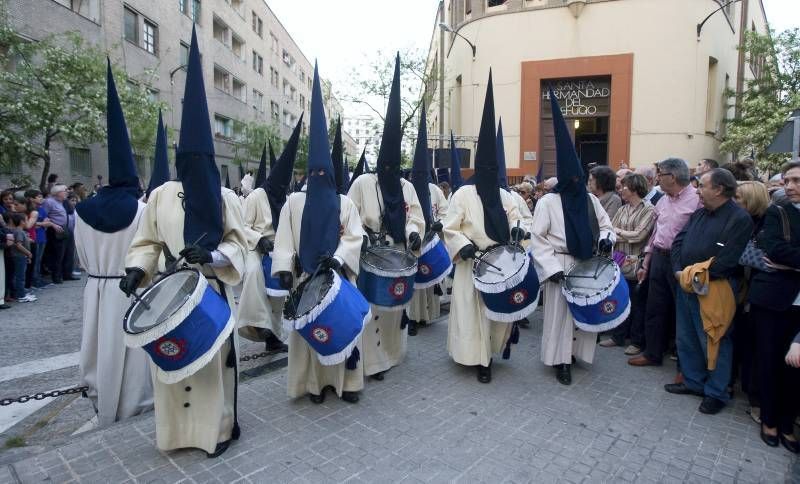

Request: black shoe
left=370, top=371, right=385, bottom=381
left=781, top=434, right=800, bottom=454
left=309, top=392, right=325, bottom=404
left=0, top=304, right=10, bottom=310
left=419, top=319, right=428, bottom=327
left=698, top=396, right=725, bottom=415
left=760, top=427, right=779, bottom=447
left=206, top=439, right=232, bottom=458
left=555, top=364, right=571, bottom=385
left=265, top=333, right=288, bottom=353
left=664, top=383, right=704, bottom=397
left=517, top=319, right=530, bottom=329
left=408, top=320, right=418, bottom=336
left=341, top=391, right=359, bottom=404
left=477, top=365, right=492, bottom=383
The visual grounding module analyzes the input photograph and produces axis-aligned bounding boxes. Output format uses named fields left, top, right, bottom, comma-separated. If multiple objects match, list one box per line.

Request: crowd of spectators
left=1, top=174, right=87, bottom=309
left=590, top=157, right=800, bottom=453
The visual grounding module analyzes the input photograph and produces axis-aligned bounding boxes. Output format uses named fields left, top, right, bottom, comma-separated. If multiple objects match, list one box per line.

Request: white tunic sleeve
left=335, top=196, right=365, bottom=277
left=530, top=194, right=562, bottom=282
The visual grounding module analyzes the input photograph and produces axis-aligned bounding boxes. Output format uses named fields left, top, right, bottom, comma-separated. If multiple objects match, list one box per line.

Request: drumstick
left=364, top=247, right=396, bottom=265
left=512, top=221, right=521, bottom=262
left=130, top=290, right=151, bottom=311
left=475, top=254, right=503, bottom=272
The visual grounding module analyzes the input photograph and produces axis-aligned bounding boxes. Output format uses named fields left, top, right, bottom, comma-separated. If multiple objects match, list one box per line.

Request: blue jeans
left=675, top=289, right=733, bottom=402
left=12, top=255, right=27, bottom=299
left=32, top=241, right=45, bottom=287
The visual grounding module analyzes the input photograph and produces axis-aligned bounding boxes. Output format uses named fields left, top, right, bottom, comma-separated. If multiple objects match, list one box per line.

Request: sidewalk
left=2, top=311, right=798, bottom=483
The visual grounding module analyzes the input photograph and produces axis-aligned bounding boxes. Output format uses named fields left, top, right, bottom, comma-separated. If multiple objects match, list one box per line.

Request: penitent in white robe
left=407, top=183, right=449, bottom=323
left=529, top=192, right=615, bottom=367
left=271, top=193, right=365, bottom=398
left=125, top=182, right=247, bottom=455
left=442, top=186, right=522, bottom=367
left=76, top=205, right=153, bottom=427
left=347, top=174, right=424, bottom=376
left=237, top=187, right=284, bottom=341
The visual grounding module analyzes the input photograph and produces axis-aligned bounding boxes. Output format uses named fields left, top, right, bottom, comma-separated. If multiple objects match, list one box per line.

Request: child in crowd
left=3, top=212, right=37, bottom=303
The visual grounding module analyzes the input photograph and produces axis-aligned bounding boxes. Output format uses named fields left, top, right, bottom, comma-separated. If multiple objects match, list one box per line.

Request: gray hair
left=657, top=158, right=690, bottom=186
left=635, top=165, right=656, bottom=182
left=50, top=184, right=67, bottom=195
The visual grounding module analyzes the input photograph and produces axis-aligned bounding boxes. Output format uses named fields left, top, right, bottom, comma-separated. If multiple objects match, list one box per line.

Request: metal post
left=793, top=115, right=800, bottom=162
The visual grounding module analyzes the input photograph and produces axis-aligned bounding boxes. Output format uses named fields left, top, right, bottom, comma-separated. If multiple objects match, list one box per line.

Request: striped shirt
left=611, top=200, right=655, bottom=279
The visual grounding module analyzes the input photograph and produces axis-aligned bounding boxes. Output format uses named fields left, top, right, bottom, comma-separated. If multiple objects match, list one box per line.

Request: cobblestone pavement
left=2, top=303, right=799, bottom=483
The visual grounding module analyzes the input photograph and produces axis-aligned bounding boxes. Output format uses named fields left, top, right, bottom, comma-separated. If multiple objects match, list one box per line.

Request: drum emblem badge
left=601, top=299, right=618, bottom=315
left=419, top=263, right=431, bottom=276
left=510, top=289, right=528, bottom=305
left=311, top=326, right=331, bottom=343
left=389, top=278, right=408, bottom=299
left=154, top=337, right=187, bottom=360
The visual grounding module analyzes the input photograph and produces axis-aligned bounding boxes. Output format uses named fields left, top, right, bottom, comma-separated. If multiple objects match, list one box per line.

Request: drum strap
left=587, top=198, right=600, bottom=252
left=87, top=274, right=124, bottom=279
left=210, top=279, right=241, bottom=441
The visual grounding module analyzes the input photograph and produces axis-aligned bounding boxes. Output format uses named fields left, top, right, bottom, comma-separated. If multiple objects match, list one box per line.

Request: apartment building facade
left=2, top=0, right=349, bottom=188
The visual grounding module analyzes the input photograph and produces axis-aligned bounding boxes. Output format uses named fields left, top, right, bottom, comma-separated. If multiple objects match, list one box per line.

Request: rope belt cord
left=87, top=274, right=124, bottom=279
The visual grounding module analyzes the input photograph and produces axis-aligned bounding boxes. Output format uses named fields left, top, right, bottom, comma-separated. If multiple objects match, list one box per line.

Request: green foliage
left=0, top=17, right=165, bottom=188
left=4, top=436, right=25, bottom=448
left=720, top=28, right=800, bottom=173
left=230, top=120, right=282, bottom=173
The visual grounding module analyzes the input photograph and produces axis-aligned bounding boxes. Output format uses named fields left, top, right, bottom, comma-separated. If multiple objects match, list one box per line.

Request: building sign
left=541, top=77, right=611, bottom=118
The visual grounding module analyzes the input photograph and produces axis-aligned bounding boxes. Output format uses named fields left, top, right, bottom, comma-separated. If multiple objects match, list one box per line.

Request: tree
left=720, top=28, right=800, bottom=172
left=340, top=48, right=437, bottom=166
left=0, top=18, right=165, bottom=189
left=230, top=120, right=282, bottom=173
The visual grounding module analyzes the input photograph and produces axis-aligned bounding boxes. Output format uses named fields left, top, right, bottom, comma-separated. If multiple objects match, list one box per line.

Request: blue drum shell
left=568, top=277, right=631, bottom=333
left=415, top=236, right=452, bottom=288
left=357, top=270, right=416, bottom=309
left=479, top=256, right=540, bottom=323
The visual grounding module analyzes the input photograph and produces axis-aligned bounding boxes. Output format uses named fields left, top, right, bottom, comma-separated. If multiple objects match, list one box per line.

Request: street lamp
left=439, top=22, right=476, bottom=59
left=696, top=0, right=742, bottom=38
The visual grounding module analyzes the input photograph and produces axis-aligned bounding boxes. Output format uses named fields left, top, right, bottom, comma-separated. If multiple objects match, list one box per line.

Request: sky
left=267, top=0, right=798, bottom=110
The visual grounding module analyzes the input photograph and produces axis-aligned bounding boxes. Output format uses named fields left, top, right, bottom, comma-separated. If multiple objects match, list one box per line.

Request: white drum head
left=124, top=270, right=200, bottom=335
left=474, top=245, right=526, bottom=285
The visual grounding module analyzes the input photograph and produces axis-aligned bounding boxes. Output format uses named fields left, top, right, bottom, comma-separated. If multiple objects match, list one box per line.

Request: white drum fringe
left=314, top=310, right=371, bottom=366
left=574, top=299, right=631, bottom=333
left=154, top=313, right=236, bottom=384
left=472, top=252, right=530, bottom=294
left=483, top=291, right=540, bottom=323
left=561, top=263, right=622, bottom=306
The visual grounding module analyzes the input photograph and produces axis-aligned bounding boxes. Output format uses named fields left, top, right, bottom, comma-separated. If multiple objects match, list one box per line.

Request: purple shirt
left=41, top=197, right=67, bottom=227
left=645, top=185, right=701, bottom=253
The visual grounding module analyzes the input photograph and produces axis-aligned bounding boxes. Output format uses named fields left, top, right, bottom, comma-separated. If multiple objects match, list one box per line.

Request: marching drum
left=357, top=246, right=417, bottom=310
left=472, top=245, right=540, bottom=322
left=562, top=256, right=631, bottom=333
left=261, top=252, right=289, bottom=297
left=123, top=269, right=235, bottom=384
left=415, top=233, right=452, bottom=289
left=283, top=269, right=370, bottom=365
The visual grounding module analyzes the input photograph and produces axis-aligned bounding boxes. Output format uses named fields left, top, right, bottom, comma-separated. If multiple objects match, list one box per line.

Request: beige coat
left=237, top=187, right=284, bottom=340
left=347, top=174, right=424, bottom=375
left=408, top=183, right=450, bottom=323
left=125, top=182, right=247, bottom=454
left=442, top=186, right=522, bottom=366
left=76, top=205, right=153, bottom=427
left=529, top=192, right=615, bottom=366
left=271, top=193, right=365, bottom=397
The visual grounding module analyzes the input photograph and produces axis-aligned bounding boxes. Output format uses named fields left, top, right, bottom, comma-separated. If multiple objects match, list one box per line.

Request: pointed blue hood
left=331, top=117, right=346, bottom=194
left=254, top=143, right=267, bottom=188
left=376, top=53, right=406, bottom=243
left=146, top=110, right=170, bottom=198
left=449, top=131, right=464, bottom=191
left=76, top=59, right=140, bottom=233
left=266, top=114, right=302, bottom=229
left=411, top=103, right=433, bottom=230
left=299, top=62, right=340, bottom=274
left=176, top=26, right=223, bottom=251
left=496, top=117, right=508, bottom=189
left=549, top=86, right=592, bottom=260
left=349, top=148, right=367, bottom=190
left=474, top=70, right=509, bottom=244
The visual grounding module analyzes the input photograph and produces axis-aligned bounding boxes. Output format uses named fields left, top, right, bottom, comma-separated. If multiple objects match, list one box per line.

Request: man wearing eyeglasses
left=628, top=158, right=701, bottom=369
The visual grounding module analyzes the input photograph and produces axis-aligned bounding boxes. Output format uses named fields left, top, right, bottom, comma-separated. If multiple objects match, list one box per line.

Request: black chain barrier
left=0, top=351, right=278, bottom=406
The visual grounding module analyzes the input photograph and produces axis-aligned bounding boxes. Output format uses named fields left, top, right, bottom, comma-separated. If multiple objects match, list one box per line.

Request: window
left=179, top=0, right=187, bottom=14
left=146, top=89, right=159, bottom=102
left=220, top=164, right=229, bottom=183
left=252, top=51, right=263, bottom=75
left=179, top=41, right=189, bottom=65
left=307, top=78, right=312, bottom=91
left=283, top=79, right=291, bottom=96
left=214, top=114, right=233, bottom=138
left=283, top=110, right=294, bottom=128
left=191, top=0, right=201, bottom=23
left=54, top=0, right=100, bottom=22
left=465, top=0, right=472, bottom=15
left=705, top=56, right=719, bottom=134
left=143, top=20, right=158, bottom=55
left=124, top=7, right=138, bottom=44
left=69, top=147, right=92, bottom=177
left=270, top=67, right=279, bottom=88
left=487, top=0, right=506, bottom=7
left=232, top=77, right=246, bottom=103
left=214, top=65, right=231, bottom=94
left=252, top=11, right=263, bottom=37
left=270, top=33, right=279, bottom=53
left=282, top=49, right=293, bottom=67
left=253, top=89, right=264, bottom=111
left=270, top=101, right=280, bottom=122
left=299, top=70, right=305, bottom=83
left=229, top=0, right=244, bottom=16
left=231, top=33, right=244, bottom=60
left=299, top=94, right=305, bottom=110
left=213, top=16, right=229, bottom=46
